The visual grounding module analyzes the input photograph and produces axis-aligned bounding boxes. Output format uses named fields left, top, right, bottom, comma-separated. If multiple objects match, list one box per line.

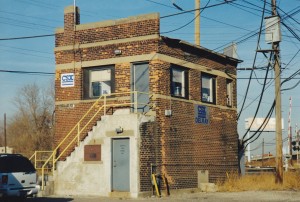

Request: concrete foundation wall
left=54, top=110, right=154, bottom=197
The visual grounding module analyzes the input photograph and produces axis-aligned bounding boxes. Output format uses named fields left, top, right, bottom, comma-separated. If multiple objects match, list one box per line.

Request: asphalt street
left=14, top=191, right=300, bottom=202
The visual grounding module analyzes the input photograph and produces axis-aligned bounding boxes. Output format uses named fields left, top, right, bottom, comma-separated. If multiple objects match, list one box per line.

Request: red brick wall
left=55, top=10, right=159, bottom=159
left=55, top=39, right=159, bottom=64
left=141, top=53, right=238, bottom=190
left=55, top=6, right=239, bottom=191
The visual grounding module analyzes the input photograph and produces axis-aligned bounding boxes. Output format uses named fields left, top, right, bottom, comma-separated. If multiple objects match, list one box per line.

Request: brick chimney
left=63, top=5, right=80, bottom=45
left=64, top=5, right=80, bottom=31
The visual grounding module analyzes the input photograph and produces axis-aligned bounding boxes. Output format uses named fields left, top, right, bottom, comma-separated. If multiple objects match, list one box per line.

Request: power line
left=0, top=44, right=52, bottom=54
left=160, top=1, right=235, bottom=19
left=237, top=77, right=300, bottom=80
left=0, top=10, right=61, bottom=23
left=213, top=6, right=300, bottom=52
left=144, top=0, right=173, bottom=9
left=0, top=34, right=55, bottom=41
left=161, top=0, right=212, bottom=34
left=0, top=16, right=56, bottom=29
left=0, top=69, right=54, bottom=76
left=0, top=48, right=53, bottom=59
left=237, top=0, right=267, bottom=121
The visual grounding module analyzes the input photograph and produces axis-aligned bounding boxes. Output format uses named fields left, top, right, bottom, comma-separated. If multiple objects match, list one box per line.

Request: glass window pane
left=92, top=82, right=101, bottom=97
left=173, top=69, right=183, bottom=83
left=172, top=68, right=185, bottom=97
left=202, top=74, right=214, bottom=103
left=91, top=69, right=111, bottom=81
left=101, top=81, right=111, bottom=94
left=227, top=80, right=232, bottom=106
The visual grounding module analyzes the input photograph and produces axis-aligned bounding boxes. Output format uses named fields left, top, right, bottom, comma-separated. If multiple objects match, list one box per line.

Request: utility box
left=198, top=170, right=209, bottom=186
left=265, top=15, right=281, bottom=43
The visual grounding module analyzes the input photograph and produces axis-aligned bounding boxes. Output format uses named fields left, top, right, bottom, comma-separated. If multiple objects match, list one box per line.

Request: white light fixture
left=115, top=126, right=124, bottom=134
left=114, top=49, right=122, bottom=55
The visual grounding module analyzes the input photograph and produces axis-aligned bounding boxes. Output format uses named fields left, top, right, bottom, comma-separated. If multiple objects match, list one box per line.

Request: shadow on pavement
left=26, top=197, right=74, bottom=202
left=0, top=197, right=74, bottom=202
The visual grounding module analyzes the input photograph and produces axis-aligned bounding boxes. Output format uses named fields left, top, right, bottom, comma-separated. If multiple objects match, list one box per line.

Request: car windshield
left=0, top=156, right=35, bottom=173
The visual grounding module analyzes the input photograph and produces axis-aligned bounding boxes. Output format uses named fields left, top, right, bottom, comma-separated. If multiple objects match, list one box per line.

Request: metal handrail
left=37, top=91, right=151, bottom=190
left=29, top=151, right=53, bottom=172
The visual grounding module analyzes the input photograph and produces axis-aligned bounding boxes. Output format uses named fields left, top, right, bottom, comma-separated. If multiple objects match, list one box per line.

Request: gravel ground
left=20, top=191, right=300, bottom=202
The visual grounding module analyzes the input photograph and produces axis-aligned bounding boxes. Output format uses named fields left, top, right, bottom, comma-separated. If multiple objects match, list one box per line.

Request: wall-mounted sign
left=61, top=73, right=74, bottom=87
left=195, top=105, right=209, bottom=124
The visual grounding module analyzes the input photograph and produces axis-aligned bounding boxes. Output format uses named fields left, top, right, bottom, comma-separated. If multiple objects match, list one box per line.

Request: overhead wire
left=213, top=5, right=300, bottom=52
left=239, top=44, right=300, bottom=111
left=242, top=54, right=300, bottom=147
left=237, top=0, right=267, bottom=121
left=161, top=0, right=212, bottom=34
left=242, top=53, right=271, bottom=142
left=0, top=48, right=53, bottom=59
left=0, top=16, right=56, bottom=29
left=229, top=0, right=271, bottom=16
left=0, top=34, right=55, bottom=41
left=160, top=0, right=235, bottom=19
left=243, top=100, right=275, bottom=150
left=235, top=5, right=300, bottom=124
left=0, top=10, right=61, bottom=23
left=0, top=69, right=54, bottom=76
left=0, top=44, right=52, bottom=55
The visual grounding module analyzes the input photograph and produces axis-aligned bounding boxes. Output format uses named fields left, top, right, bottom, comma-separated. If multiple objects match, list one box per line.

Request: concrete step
left=37, top=180, right=54, bottom=197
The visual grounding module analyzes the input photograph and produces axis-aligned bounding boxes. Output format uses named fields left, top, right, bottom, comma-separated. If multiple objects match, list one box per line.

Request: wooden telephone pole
left=4, top=113, right=7, bottom=153
left=271, top=0, right=283, bottom=184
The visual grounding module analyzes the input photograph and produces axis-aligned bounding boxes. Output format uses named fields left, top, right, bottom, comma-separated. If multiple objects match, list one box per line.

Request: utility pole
left=288, top=97, right=293, bottom=166
left=297, top=124, right=299, bottom=164
left=195, top=0, right=200, bottom=46
left=247, top=130, right=251, bottom=162
left=262, top=138, right=264, bottom=167
left=271, top=0, right=283, bottom=183
left=4, top=113, right=7, bottom=153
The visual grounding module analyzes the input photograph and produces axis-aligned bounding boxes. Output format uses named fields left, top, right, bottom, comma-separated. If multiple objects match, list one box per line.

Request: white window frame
left=201, top=73, right=216, bottom=104
left=83, top=65, right=114, bottom=99
left=89, top=69, right=111, bottom=98
left=171, top=66, right=188, bottom=98
left=226, top=79, right=233, bottom=107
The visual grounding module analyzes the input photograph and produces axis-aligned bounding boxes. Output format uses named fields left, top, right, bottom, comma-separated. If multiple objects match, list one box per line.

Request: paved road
left=17, top=191, right=300, bottom=202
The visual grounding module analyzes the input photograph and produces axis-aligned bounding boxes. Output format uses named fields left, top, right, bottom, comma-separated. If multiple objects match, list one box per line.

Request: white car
left=0, top=154, right=39, bottom=199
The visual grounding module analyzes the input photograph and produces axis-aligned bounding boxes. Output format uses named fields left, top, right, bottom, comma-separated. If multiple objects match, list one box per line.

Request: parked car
left=0, top=154, right=39, bottom=199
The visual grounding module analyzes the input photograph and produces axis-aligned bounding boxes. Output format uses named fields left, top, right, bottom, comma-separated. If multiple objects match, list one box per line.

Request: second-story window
left=226, top=79, right=233, bottom=107
left=170, top=65, right=189, bottom=99
left=201, top=73, right=216, bottom=104
left=83, top=65, right=114, bottom=99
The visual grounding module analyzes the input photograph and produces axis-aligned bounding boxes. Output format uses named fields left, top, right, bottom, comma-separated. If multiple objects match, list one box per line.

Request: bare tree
left=7, top=82, right=54, bottom=156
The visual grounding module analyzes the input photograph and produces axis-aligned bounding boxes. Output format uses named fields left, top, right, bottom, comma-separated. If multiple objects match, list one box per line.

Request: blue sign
left=195, top=105, right=209, bottom=124
left=61, top=73, right=75, bottom=87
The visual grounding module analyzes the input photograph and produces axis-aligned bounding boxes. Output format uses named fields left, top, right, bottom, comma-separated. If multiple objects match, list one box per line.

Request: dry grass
left=217, top=171, right=300, bottom=192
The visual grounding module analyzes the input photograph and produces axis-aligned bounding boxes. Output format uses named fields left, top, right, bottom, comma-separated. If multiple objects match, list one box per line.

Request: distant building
left=52, top=5, right=241, bottom=197
left=0, top=147, right=14, bottom=154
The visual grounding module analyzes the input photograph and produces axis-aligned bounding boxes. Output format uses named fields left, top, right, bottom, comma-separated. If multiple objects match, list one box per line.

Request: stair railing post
left=34, top=151, right=37, bottom=169
left=134, top=91, right=138, bottom=113
left=77, top=122, right=80, bottom=145
left=104, top=94, right=106, bottom=115
left=41, top=167, right=45, bottom=190
left=52, top=150, right=56, bottom=175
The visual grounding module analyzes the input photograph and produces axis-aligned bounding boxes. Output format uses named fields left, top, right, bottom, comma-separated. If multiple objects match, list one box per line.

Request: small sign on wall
left=84, top=145, right=101, bottom=161
left=61, top=73, right=74, bottom=87
left=195, top=105, right=209, bottom=124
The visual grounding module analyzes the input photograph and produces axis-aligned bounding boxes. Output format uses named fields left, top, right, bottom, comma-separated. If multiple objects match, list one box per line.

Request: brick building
left=53, top=5, right=241, bottom=197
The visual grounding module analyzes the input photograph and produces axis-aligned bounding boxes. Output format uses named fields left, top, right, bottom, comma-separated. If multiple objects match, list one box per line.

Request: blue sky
left=0, top=0, right=299, bottom=156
